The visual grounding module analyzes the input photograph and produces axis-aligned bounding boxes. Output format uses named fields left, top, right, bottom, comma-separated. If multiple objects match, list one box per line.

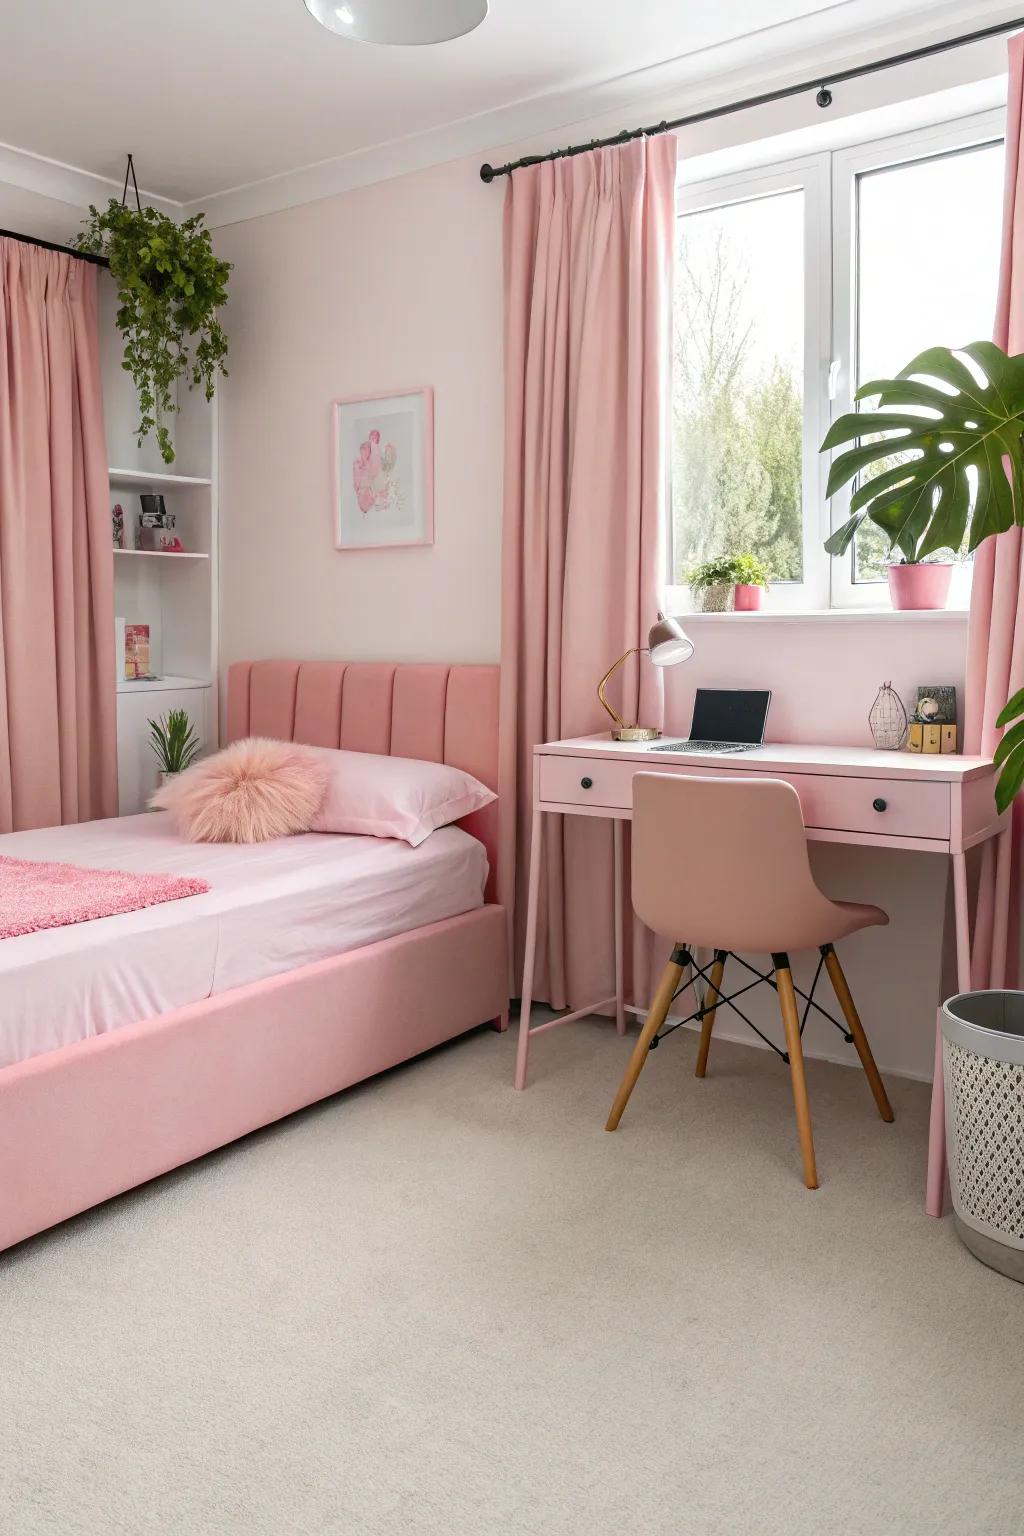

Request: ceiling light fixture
left=304, top=0, right=488, bottom=45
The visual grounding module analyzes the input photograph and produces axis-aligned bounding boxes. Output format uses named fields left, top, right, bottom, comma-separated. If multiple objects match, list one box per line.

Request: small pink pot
left=734, top=583, right=763, bottom=611
left=887, top=562, right=953, bottom=611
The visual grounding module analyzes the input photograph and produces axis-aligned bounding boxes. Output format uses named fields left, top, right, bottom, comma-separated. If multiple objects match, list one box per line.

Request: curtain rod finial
left=480, top=163, right=496, bottom=183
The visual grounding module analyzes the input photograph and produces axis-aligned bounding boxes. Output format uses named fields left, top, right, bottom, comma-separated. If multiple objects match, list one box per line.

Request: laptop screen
left=689, top=688, right=771, bottom=745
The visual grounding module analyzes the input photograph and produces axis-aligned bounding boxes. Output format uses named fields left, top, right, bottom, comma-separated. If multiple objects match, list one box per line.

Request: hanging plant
left=75, top=194, right=231, bottom=464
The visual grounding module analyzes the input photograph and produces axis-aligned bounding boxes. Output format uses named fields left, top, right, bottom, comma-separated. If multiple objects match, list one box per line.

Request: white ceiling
left=0, top=0, right=1015, bottom=211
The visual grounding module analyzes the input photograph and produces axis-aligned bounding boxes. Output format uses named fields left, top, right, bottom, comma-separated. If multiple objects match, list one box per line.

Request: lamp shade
left=647, top=612, right=694, bottom=666
left=303, top=0, right=488, bottom=44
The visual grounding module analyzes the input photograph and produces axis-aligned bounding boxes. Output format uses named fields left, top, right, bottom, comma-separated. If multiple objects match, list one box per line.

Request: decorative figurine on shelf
left=112, top=502, right=126, bottom=550
left=136, top=495, right=185, bottom=552
left=868, top=682, right=908, bottom=750
left=908, top=685, right=958, bottom=755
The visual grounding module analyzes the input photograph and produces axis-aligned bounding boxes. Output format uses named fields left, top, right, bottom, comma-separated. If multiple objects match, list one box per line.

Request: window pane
left=672, top=189, right=804, bottom=585
left=853, top=141, right=1004, bottom=582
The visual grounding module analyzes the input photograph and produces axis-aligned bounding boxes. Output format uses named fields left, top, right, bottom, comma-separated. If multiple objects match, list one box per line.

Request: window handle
left=828, top=359, right=841, bottom=400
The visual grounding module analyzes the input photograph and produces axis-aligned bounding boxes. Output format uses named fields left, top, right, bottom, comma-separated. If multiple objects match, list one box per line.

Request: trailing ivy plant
left=75, top=201, right=231, bottom=464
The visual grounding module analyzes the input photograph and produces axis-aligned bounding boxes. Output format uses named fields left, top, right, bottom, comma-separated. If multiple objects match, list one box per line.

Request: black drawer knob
left=581, top=776, right=593, bottom=790
left=872, top=797, right=887, bottom=812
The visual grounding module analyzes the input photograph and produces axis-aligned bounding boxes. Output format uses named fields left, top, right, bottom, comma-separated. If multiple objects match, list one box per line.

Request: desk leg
left=515, top=806, right=544, bottom=1092
left=926, top=851, right=973, bottom=1218
left=613, top=819, right=626, bottom=1036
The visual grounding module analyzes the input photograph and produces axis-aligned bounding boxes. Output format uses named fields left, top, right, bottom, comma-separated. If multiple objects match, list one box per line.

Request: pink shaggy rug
left=0, top=855, right=209, bottom=940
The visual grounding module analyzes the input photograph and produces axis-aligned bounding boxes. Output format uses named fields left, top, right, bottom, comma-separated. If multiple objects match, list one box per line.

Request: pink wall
left=214, top=149, right=974, bottom=1081
left=214, top=157, right=504, bottom=666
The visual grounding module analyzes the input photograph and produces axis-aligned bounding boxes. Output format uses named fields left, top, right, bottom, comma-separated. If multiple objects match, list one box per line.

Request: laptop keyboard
left=656, top=740, right=762, bottom=755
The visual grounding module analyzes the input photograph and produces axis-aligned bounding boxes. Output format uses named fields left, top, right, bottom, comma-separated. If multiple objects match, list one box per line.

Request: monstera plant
left=823, top=342, right=1024, bottom=562
left=821, top=341, right=1024, bottom=809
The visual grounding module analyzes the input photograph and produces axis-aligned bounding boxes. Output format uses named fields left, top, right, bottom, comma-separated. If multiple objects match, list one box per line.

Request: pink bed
left=0, top=660, right=508, bottom=1252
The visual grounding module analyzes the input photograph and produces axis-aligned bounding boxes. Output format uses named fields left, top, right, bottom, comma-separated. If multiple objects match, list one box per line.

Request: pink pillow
left=152, top=737, right=329, bottom=843
left=309, top=748, right=495, bottom=846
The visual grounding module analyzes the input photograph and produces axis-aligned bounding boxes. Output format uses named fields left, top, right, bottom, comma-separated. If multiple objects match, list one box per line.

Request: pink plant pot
left=734, top=583, right=763, bottom=611
left=887, top=562, right=953, bottom=611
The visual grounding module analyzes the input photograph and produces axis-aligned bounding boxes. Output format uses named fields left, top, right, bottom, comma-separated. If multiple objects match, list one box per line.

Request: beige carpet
left=2, top=1013, right=1021, bottom=1536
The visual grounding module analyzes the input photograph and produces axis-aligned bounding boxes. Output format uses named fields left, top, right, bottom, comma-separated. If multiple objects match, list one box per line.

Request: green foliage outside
left=672, top=230, right=803, bottom=583
left=75, top=202, right=231, bottom=464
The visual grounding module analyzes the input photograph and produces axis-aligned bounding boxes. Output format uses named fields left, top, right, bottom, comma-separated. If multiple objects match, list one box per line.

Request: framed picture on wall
left=332, top=387, right=434, bottom=550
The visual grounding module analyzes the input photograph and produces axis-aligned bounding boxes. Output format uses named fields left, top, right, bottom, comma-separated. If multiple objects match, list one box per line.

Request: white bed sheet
left=0, top=813, right=487, bottom=1069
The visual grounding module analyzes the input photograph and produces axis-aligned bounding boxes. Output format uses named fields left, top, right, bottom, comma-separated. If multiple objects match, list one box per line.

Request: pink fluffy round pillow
left=151, top=737, right=329, bottom=843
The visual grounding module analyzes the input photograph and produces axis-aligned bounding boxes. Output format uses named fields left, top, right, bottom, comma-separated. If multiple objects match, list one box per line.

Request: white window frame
left=828, top=108, right=1005, bottom=609
left=667, top=109, right=1005, bottom=614
left=667, top=153, right=831, bottom=613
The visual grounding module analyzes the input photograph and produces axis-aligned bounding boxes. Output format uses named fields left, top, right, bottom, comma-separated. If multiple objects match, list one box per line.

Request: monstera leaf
left=994, top=688, right=1024, bottom=814
left=822, top=342, right=1024, bottom=562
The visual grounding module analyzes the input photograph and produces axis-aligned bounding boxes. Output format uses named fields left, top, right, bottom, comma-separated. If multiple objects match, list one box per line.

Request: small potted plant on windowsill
left=685, top=553, right=771, bottom=612
left=685, top=555, right=736, bottom=612
left=731, top=552, right=771, bottom=611
left=148, top=709, right=201, bottom=787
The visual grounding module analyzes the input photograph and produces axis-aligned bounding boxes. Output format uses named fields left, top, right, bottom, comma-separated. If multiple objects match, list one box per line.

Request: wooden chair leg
left=695, top=950, right=727, bottom=1079
left=606, top=948, right=687, bottom=1131
left=774, top=956, right=819, bottom=1190
left=822, top=945, right=894, bottom=1123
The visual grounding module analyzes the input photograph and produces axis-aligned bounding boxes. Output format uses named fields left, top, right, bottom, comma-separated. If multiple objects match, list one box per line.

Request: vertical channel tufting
left=248, top=662, right=301, bottom=740
left=339, top=664, right=396, bottom=754
left=293, top=663, right=347, bottom=747
left=225, top=662, right=253, bottom=742
left=391, top=666, right=449, bottom=763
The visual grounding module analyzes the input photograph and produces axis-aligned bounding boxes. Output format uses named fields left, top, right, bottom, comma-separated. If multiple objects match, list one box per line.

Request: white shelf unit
left=100, top=278, right=219, bottom=815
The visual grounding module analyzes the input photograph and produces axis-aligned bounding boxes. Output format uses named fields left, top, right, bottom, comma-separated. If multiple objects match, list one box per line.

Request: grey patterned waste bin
left=941, top=990, right=1024, bottom=1284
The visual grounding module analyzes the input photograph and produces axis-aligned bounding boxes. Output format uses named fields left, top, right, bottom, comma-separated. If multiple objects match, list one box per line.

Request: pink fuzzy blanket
left=0, top=855, right=209, bottom=940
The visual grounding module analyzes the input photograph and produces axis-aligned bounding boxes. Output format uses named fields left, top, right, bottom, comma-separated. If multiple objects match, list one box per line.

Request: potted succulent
left=148, top=709, right=201, bottom=786
left=75, top=201, right=230, bottom=464
left=731, top=552, right=772, bottom=611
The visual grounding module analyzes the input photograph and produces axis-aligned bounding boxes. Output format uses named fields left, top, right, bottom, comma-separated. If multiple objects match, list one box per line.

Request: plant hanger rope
left=121, top=152, right=142, bottom=213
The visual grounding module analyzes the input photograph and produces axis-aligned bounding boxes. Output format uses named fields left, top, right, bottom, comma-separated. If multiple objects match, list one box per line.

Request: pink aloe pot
left=734, top=583, right=763, bottom=611
left=887, top=562, right=953, bottom=611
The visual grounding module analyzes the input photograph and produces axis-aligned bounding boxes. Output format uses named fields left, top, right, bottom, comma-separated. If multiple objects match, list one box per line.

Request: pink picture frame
left=331, top=387, right=434, bottom=550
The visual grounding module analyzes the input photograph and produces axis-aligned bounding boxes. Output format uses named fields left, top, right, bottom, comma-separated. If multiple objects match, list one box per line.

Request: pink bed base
left=0, top=660, right=508, bottom=1253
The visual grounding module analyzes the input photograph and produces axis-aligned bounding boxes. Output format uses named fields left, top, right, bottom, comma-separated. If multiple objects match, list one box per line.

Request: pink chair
left=606, top=773, right=894, bottom=1188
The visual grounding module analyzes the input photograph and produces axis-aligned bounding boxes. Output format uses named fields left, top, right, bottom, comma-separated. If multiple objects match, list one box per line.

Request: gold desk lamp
left=597, top=612, right=694, bottom=742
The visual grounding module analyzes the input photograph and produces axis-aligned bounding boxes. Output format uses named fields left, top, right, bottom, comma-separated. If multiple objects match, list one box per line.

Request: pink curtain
left=497, top=136, right=678, bottom=1006
left=963, top=34, right=1024, bottom=989
left=0, top=239, right=116, bottom=832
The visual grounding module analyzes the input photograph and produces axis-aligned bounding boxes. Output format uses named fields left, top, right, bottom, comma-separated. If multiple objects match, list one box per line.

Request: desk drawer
left=787, top=773, right=950, bottom=840
left=538, top=755, right=951, bottom=839
left=540, top=755, right=636, bottom=809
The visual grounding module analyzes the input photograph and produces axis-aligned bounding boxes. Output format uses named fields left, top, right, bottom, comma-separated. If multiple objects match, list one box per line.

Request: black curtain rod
left=0, top=227, right=108, bottom=268
left=480, top=14, right=1024, bottom=182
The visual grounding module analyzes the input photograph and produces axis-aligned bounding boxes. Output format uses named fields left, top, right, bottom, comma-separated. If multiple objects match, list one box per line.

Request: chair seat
left=824, top=900, right=890, bottom=946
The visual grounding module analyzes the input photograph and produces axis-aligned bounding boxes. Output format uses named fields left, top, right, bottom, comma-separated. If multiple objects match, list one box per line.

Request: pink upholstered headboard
left=226, top=661, right=500, bottom=902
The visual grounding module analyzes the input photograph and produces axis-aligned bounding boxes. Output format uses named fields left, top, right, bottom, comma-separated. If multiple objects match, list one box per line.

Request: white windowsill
left=670, top=607, right=969, bottom=624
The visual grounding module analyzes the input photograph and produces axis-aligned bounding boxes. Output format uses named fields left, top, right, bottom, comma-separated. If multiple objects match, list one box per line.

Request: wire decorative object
left=868, top=682, right=908, bottom=750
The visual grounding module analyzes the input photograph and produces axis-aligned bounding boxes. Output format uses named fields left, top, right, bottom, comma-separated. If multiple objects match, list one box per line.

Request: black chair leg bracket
left=653, top=943, right=855, bottom=1061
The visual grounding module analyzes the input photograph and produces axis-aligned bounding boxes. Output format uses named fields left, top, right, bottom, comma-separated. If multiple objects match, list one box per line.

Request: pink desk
left=517, top=734, right=1010, bottom=1215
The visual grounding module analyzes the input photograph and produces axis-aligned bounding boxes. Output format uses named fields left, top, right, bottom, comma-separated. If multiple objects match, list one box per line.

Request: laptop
left=656, top=687, right=771, bottom=755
